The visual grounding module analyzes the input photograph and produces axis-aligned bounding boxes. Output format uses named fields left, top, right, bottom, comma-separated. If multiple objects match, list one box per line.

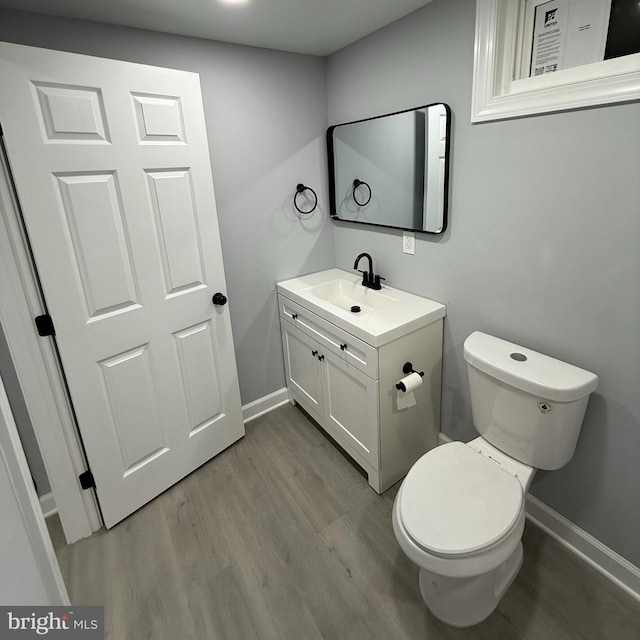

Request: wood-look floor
left=48, top=403, right=640, bottom=640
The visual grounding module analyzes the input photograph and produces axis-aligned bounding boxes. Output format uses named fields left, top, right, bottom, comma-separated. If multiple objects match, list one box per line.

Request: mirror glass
left=327, top=103, right=450, bottom=234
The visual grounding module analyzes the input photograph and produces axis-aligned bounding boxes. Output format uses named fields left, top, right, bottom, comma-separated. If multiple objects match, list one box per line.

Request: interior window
left=471, top=0, right=640, bottom=122
left=516, top=0, right=640, bottom=80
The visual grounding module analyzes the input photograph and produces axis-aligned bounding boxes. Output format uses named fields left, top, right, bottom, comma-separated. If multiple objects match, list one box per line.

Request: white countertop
left=277, top=268, right=446, bottom=347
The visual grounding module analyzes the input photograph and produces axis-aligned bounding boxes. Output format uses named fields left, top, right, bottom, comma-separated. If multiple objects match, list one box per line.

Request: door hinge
left=79, top=470, right=95, bottom=490
left=35, top=314, right=56, bottom=337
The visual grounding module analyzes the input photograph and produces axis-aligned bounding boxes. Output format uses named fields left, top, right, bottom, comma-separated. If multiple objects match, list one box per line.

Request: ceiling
left=0, top=0, right=436, bottom=56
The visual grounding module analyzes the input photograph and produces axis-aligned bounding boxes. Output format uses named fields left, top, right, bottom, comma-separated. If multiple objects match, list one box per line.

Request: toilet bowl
left=393, top=440, right=531, bottom=627
left=393, top=331, right=598, bottom=627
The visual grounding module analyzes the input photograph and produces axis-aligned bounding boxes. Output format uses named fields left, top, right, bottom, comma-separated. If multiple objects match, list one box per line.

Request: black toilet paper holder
left=395, top=362, right=425, bottom=391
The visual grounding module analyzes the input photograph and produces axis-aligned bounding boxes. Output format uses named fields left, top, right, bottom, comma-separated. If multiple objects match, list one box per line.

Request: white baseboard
left=242, top=387, right=289, bottom=424
left=39, top=491, right=57, bottom=518
left=526, top=495, right=640, bottom=602
left=437, top=433, right=640, bottom=602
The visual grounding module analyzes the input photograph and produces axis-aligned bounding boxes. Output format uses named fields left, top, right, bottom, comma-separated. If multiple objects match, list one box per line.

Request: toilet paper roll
left=396, top=372, right=423, bottom=410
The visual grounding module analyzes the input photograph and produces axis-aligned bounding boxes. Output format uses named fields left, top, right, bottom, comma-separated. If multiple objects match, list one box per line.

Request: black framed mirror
left=327, top=103, right=451, bottom=234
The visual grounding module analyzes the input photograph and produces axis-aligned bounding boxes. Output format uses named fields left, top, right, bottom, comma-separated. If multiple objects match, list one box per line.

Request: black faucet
left=353, top=252, right=384, bottom=290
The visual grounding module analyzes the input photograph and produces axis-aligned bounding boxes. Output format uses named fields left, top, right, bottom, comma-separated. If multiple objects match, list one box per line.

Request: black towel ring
left=352, top=179, right=372, bottom=206
left=294, top=183, right=318, bottom=215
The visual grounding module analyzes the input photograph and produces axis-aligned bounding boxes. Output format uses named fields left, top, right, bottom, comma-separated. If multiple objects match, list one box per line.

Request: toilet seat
left=399, top=442, right=524, bottom=558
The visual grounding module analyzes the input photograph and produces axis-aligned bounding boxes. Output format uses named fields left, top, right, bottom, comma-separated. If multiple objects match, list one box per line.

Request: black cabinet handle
left=318, top=354, right=325, bottom=361
left=340, top=343, right=347, bottom=351
left=311, top=350, right=318, bottom=357
left=291, top=313, right=298, bottom=320
left=212, top=292, right=227, bottom=306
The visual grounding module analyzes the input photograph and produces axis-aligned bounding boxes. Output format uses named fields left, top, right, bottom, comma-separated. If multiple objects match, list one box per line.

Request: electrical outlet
left=403, top=231, right=415, bottom=255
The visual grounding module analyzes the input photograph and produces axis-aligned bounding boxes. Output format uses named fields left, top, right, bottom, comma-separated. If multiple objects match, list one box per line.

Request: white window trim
left=471, top=0, right=640, bottom=123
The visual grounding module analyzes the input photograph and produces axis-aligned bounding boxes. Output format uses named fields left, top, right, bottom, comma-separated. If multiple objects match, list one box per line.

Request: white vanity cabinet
left=277, top=269, right=446, bottom=493
left=280, top=297, right=380, bottom=477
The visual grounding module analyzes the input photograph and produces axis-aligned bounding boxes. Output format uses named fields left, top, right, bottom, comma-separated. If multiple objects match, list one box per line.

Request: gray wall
left=0, top=8, right=334, bottom=408
left=327, top=0, right=640, bottom=566
left=1, top=0, right=639, bottom=571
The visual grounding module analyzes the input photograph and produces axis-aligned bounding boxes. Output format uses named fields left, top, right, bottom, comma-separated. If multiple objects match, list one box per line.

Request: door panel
left=33, top=82, right=111, bottom=143
left=0, top=43, right=244, bottom=527
left=146, top=168, right=207, bottom=296
left=55, top=171, right=140, bottom=319
left=99, top=344, right=167, bottom=475
left=173, top=320, right=224, bottom=434
left=131, top=93, right=186, bottom=143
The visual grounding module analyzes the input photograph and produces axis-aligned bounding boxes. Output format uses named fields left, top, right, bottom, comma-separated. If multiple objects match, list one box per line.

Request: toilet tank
left=463, top=332, right=598, bottom=470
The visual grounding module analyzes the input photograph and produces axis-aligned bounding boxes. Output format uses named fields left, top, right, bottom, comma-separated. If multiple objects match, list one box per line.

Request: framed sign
left=471, top=0, right=640, bottom=122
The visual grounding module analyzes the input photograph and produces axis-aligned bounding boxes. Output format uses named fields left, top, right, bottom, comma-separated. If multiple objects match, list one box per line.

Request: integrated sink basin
left=277, top=268, right=445, bottom=347
left=305, top=278, right=398, bottom=313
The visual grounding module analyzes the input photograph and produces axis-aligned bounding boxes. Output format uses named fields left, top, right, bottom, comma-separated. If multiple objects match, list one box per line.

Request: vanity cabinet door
left=281, top=319, right=324, bottom=421
left=323, top=355, right=379, bottom=470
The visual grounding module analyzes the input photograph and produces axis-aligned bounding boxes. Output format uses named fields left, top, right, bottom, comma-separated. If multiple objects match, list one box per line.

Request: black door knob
left=212, top=292, right=228, bottom=306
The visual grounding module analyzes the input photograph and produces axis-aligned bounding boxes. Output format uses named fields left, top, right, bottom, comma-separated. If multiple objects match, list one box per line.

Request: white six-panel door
left=0, top=43, right=244, bottom=527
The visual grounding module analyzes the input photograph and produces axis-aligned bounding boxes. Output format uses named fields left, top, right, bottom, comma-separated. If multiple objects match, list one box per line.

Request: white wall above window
left=471, top=0, right=640, bottom=122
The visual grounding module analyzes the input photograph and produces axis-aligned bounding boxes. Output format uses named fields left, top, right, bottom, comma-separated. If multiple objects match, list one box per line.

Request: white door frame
left=0, top=371, right=69, bottom=604
left=0, top=135, right=101, bottom=543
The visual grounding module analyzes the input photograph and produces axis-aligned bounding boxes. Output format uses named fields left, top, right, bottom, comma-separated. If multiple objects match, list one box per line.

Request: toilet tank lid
left=464, top=332, right=598, bottom=402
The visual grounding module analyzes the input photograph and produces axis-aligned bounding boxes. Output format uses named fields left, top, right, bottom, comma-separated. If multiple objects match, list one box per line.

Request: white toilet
left=393, top=331, right=598, bottom=627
